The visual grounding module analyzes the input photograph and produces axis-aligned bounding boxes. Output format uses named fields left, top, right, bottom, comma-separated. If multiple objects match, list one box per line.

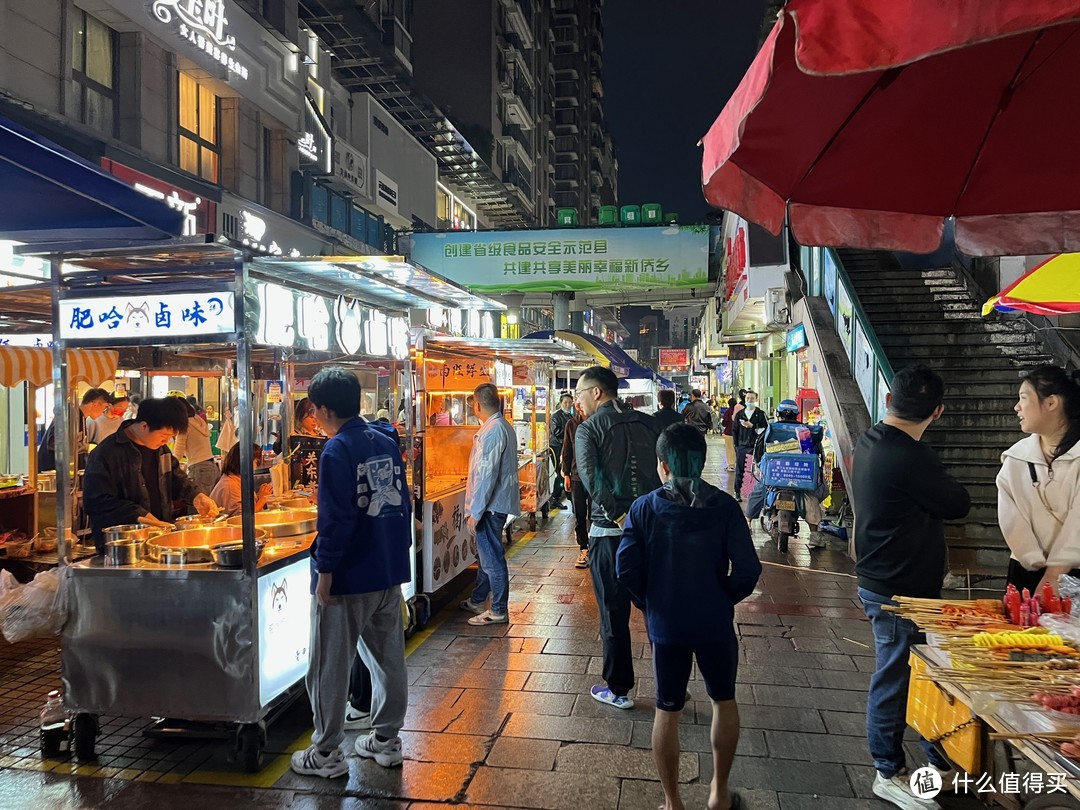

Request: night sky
left=603, top=1, right=766, bottom=222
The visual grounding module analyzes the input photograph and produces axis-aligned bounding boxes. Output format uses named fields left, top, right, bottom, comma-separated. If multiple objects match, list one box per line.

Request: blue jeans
left=469, top=511, right=509, bottom=616
left=859, top=588, right=949, bottom=778
left=744, top=480, right=767, bottom=519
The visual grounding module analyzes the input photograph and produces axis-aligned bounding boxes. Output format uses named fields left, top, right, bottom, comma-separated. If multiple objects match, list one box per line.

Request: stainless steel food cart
left=26, top=240, right=500, bottom=770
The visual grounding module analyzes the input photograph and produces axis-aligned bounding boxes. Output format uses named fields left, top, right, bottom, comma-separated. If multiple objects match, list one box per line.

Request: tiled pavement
left=0, top=437, right=983, bottom=809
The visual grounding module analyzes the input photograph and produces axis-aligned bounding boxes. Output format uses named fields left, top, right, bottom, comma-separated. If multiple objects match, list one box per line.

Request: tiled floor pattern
left=0, top=437, right=985, bottom=808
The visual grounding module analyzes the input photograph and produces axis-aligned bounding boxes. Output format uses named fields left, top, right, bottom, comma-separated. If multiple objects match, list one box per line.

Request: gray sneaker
left=354, top=730, right=403, bottom=767
left=872, top=771, right=940, bottom=810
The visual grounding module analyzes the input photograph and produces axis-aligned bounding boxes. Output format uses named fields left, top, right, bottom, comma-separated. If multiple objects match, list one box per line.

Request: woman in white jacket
left=997, top=365, right=1080, bottom=593
left=173, top=398, right=220, bottom=497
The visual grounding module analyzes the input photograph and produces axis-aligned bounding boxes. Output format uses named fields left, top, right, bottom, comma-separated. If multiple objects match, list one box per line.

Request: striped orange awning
left=0, top=347, right=119, bottom=388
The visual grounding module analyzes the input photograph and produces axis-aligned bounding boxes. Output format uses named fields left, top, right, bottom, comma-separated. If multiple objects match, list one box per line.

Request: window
left=259, top=127, right=273, bottom=206
left=71, top=9, right=117, bottom=137
left=178, top=73, right=220, bottom=182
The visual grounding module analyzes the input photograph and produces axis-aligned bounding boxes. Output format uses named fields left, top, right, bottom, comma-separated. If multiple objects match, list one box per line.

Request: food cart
left=24, top=241, right=497, bottom=770
left=413, top=336, right=589, bottom=595
left=887, top=596, right=1080, bottom=806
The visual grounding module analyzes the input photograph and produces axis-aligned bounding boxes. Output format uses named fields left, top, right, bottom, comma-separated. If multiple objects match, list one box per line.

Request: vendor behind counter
left=83, top=398, right=217, bottom=552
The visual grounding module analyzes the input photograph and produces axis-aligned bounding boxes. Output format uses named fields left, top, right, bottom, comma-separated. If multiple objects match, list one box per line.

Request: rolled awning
left=0, top=347, right=119, bottom=388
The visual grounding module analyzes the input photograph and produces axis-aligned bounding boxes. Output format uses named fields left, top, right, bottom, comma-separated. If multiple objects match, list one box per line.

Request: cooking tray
left=226, top=508, right=317, bottom=538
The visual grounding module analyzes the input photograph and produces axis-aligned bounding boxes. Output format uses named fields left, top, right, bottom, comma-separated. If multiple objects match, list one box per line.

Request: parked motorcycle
left=760, top=486, right=801, bottom=553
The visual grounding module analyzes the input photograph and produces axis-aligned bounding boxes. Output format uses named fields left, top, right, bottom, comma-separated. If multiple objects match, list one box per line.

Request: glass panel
left=179, top=73, right=197, bottom=132
left=71, top=10, right=85, bottom=73
left=84, top=89, right=113, bottom=135
left=200, top=146, right=218, bottom=182
left=436, top=188, right=450, bottom=221
left=85, top=15, right=113, bottom=87
left=199, top=84, right=216, bottom=142
left=70, top=85, right=83, bottom=124
left=310, top=184, right=328, bottom=223
left=179, top=136, right=199, bottom=175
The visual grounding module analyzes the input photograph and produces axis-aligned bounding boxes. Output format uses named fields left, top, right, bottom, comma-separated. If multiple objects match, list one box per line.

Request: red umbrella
left=701, top=0, right=1080, bottom=256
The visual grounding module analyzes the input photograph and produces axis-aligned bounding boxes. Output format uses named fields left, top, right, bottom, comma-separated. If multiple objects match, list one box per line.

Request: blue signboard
left=762, top=453, right=820, bottom=492
left=786, top=324, right=808, bottom=353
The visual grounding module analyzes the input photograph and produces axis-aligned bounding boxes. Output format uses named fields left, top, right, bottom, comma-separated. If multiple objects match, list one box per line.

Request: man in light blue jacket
left=460, top=382, right=521, bottom=626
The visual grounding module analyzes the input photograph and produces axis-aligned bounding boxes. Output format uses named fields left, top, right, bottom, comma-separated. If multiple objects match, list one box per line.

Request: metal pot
left=210, top=541, right=265, bottom=568
left=172, top=514, right=217, bottom=529
left=105, top=539, right=142, bottom=566
left=226, top=508, right=317, bottom=538
left=147, top=525, right=266, bottom=565
left=159, top=547, right=188, bottom=566
left=103, top=524, right=164, bottom=544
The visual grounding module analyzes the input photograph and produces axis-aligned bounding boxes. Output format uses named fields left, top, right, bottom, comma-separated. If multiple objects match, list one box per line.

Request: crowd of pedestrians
left=287, top=358, right=1080, bottom=810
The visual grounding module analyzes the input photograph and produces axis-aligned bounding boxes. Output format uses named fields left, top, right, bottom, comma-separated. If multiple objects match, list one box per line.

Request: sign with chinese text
left=150, top=0, right=249, bottom=80
left=376, top=170, right=398, bottom=215
left=59, top=292, right=234, bottom=339
left=251, top=281, right=408, bottom=359
left=257, top=557, right=311, bottom=706
left=512, top=361, right=551, bottom=387
left=299, top=93, right=332, bottom=174
left=423, top=490, right=475, bottom=592
left=658, top=348, right=690, bottom=368
left=102, top=160, right=215, bottom=236
left=728, top=344, right=757, bottom=361
left=332, top=140, right=368, bottom=197
left=408, top=225, right=709, bottom=293
left=424, top=356, right=495, bottom=390
left=723, top=221, right=749, bottom=301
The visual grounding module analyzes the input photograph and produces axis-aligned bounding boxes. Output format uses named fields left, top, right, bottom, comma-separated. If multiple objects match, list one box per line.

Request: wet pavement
left=0, top=437, right=983, bottom=809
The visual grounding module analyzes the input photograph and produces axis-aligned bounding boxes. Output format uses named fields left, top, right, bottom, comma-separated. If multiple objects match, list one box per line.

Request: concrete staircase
left=837, top=249, right=1053, bottom=577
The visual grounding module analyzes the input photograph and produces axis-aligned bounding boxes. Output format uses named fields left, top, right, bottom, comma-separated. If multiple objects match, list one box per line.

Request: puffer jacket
left=575, top=399, right=661, bottom=530
left=683, top=399, right=713, bottom=434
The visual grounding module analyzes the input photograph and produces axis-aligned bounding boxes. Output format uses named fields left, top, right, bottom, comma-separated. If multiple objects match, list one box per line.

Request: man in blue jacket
left=291, top=368, right=412, bottom=779
left=617, top=423, right=761, bottom=810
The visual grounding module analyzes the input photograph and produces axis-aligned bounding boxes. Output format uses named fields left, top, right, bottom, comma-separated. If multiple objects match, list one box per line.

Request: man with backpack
left=574, top=365, right=661, bottom=709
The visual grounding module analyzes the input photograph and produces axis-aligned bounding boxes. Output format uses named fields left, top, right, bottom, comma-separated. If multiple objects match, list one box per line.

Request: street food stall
left=886, top=594, right=1080, bottom=804
left=17, top=240, right=497, bottom=769
left=414, top=336, right=589, bottom=595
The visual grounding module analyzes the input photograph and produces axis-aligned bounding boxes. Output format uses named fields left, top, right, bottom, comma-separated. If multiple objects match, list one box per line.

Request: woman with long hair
left=998, top=365, right=1080, bottom=593
left=210, top=443, right=273, bottom=516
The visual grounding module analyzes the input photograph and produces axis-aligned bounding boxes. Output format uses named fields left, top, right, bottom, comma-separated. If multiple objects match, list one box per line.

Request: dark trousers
left=1006, top=558, right=1080, bottom=593
left=550, top=450, right=566, bottom=504
left=734, top=444, right=754, bottom=497
left=349, top=651, right=372, bottom=712
left=588, top=534, right=634, bottom=697
left=570, top=478, right=591, bottom=551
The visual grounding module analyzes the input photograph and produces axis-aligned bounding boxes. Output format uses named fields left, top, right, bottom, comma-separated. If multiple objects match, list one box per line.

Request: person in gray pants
left=291, top=368, right=413, bottom=779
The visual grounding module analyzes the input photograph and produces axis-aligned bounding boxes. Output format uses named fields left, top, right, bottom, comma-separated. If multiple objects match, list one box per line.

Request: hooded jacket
left=998, top=434, right=1080, bottom=570
left=616, top=478, right=762, bottom=645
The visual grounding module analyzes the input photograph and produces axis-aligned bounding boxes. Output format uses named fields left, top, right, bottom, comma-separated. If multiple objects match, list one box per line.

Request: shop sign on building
left=658, top=348, right=690, bottom=368
left=60, top=292, right=235, bottom=339
left=331, top=140, right=368, bottom=197
left=408, top=226, right=709, bottom=293
left=728, top=344, right=757, bottom=361
left=149, top=0, right=249, bottom=79
left=424, top=357, right=495, bottom=389
left=299, top=94, right=332, bottom=174
left=513, top=361, right=551, bottom=387
left=252, top=281, right=408, bottom=359
left=0, top=334, right=53, bottom=347
left=102, top=160, right=214, bottom=236
left=376, top=170, right=399, bottom=215
left=724, top=221, right=748, bottom=301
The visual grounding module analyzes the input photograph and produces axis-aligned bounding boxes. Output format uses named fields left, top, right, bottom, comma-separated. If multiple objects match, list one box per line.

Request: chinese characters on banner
left=423, top=490, right=475, bottom=592
left=424, top=357, right=495, bottom=390
left=409, top=226, right=709, bottom=293
left=59, top=293, right=234, bottom=340
left=658, top=348, right=690, bottom=368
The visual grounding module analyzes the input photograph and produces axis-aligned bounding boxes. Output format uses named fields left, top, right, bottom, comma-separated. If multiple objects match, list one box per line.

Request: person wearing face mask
left=998, top=365, right=1080, bottom=594
left=731, top=391, right=768, bottom=501
left=549, top=393, right=575, bottom=508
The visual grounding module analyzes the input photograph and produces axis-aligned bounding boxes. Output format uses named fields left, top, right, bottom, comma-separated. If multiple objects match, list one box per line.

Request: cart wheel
left=237, top=723, right=262, bottom=773
left=528, top=513, right=537, bottom=531
left=778, top=531, right=790, bottom=554
left=759, top=514, right=769, bottom=534
left=72, top=713, right=98, bottom=761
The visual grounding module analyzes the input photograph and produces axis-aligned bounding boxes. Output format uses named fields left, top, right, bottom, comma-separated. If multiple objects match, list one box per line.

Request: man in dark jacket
left=38, top=387, right=111, bottom=472
left=83, top=397, right=215, bottom=551
left=574, top=365, right=660, bottom=710
left=617, top=423, right=760, bottom=810
left=292, top=368, right=412, bottom=779
left=652, top=389, right=682, bottom=430
left=682, top=389, right=713, bottom=435
left=731, top=389, right=768, bottom=501
left=853, top=364, right=970, bottom=809
left=561, top=402, right=590, bottom=568
left=548, top=393, right=574, bottom=507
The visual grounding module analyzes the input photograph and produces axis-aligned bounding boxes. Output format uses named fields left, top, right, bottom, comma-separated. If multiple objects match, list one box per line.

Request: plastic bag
left=0, top=568, right=66, bottom=643
left=1058, top=575, right=1080, bottom=613
left=1038, top=612, right=1080, bottom=647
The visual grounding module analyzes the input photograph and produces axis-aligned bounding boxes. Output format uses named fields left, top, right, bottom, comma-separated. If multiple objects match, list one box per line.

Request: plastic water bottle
left=39, top=690, right=69, bottom=758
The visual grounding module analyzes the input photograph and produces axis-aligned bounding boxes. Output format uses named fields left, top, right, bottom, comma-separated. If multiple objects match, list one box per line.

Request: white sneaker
left=929, top=763, right=957, bottom=792
left=290, top=744, right=349, bottom=778
left=344, top=701, right=371, bottom=730
left=354, top=730, right=403, bottom=767
left=872, top=771, right=940, bottom=810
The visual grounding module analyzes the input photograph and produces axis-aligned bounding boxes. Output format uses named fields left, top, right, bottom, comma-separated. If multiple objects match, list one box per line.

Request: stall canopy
left=424, top=336, right=591, bottom=365
left=983, top=253, right=1080, bottom=317
left=0, top=347, right=118, bottom=387
left=0, top=115, right=184, bottom=245
left=524, top=330, right=674, bottom=386
left=700, top=0, right=1080, bottom=256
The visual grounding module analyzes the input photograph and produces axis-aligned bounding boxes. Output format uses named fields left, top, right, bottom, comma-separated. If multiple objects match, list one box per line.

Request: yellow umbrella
left=984, top=253, right=1080, bottom=317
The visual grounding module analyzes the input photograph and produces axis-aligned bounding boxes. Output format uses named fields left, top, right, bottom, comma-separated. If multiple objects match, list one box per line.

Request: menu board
left=422, top=489, right=476, bottom=592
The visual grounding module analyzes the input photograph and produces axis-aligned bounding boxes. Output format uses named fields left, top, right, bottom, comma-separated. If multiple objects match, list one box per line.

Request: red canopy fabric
left=701, top=0, right=1080, bottom=256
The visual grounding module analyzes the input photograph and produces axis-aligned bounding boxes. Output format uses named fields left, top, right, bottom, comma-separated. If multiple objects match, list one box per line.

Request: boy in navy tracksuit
left=291, top=368, right=412, bottom=779
left=617, top=423, right=761, bottom=810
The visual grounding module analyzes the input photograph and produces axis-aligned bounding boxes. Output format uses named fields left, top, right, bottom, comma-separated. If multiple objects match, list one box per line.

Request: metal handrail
left=828, top=247, right=895, bottom=385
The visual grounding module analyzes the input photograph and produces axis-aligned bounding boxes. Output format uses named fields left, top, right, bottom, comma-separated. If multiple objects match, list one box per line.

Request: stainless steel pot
left=226, top=508, right=317, bottom=538
left=210, top=541, right=265, bottom=568
left=159, top=548, right=189, bottom=566
left=103, top=524, right=165, bottom=544
left=104, top=539, right=142, bottom=566
left=172, top=514, right=217, bottom=529
left=147, top=525, right=266, bottom=565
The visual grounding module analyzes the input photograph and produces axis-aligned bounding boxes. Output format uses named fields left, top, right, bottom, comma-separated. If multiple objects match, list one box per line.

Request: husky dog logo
left=365, top=455, right=402, bottom=516
left=271, top=580, right=288, bottom=612
left=125, top=302, right=150, bottom=327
